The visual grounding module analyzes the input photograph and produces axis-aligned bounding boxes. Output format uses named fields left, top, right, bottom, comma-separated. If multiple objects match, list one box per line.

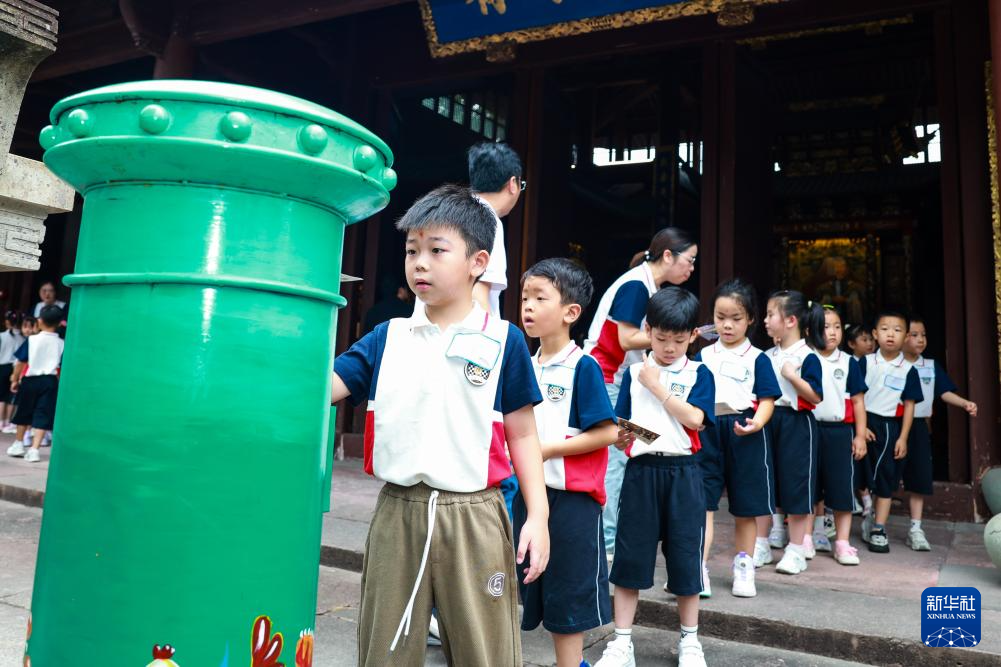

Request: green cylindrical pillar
left=27, top=81, right=394, bottom=666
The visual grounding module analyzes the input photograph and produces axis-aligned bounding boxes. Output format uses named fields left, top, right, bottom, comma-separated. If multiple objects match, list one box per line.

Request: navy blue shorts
left=610, top=455, right=705, bottom=596
left=903, top=417, right=934, bottom=495
left=770, top=407, right=819, bottom=515
left=513, top=488, right=610, bottom=634
left=816, top=422, right=858, bottom=512
left=700, top=411, right=775, bottom=517
left=11, top=375, right=57, bottom=430
left=866, top=413, right=903, bottom=499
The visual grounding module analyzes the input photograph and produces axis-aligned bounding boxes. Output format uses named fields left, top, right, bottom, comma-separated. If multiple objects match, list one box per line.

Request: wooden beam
left=31, top=19, right=141, bottom=81
left=698, top=40, right=721, bottom=320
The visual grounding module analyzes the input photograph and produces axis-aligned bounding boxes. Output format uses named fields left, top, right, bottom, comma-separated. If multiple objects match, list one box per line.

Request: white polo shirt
left=813, top=350, right=867, bottom=423
left=13, top=331, right=63, bottom=377
left=532, top=342, right=615, bottom=504
left=335, top=303, right=541, bottom=492
left=615, top=355, right=715, bottom=456
left=910, top=356, right=958, bottom=418
left=584, top=262, right=658, bottom=385
left=859, top=351, right=923, bottom=418
left=696, top=339, right=781, bottom=413
left=0, top=330, right=24, bottom=366
left=765, top=340, right=824, bottom=411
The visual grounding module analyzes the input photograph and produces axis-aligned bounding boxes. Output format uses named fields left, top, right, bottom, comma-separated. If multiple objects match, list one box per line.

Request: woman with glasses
left=584, top=227, right=698, bottom=559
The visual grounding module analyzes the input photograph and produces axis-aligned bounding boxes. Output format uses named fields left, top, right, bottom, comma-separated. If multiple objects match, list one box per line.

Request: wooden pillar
left=699, top=41, right=736, bottom=313
left=934, top=10, right=971, bottom=484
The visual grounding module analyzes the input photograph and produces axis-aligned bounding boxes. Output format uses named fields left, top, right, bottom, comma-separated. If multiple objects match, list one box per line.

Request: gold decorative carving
left=716, top=2, right=754, bottom=27
left=985, top=61, right=1001, bottom=380
left=419, top=0, right=789, bottom=59
left=737, top=15, right=913, bottom=49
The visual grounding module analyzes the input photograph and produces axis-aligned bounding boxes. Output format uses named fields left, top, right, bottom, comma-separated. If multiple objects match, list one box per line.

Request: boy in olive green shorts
left=331, top=185, right=550, bottom=665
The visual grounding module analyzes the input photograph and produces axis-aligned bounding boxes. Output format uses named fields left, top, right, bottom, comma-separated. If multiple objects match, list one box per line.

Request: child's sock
left=813, top=516, right=825, bottom=533
left=680, top=624, right=699, bottom=641
left=612, top=628, right=632, bottom=644
left=787, top=542, right=805, bottom=555
left=873, top=523, right=886, bottom=532
left=771, top=513, right=784, bottom=529
left=755, top=536, right=770, bottom=549
left=910, top=519, right=922, bottom=531
left=862, top=493, right=873, bottom=514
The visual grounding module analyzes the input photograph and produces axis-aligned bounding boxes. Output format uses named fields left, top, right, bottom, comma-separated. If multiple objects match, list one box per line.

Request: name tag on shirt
left=720, top=361, right=750, bottom=382
left=883, top=374, right=905, bottom=391
left=446, top=333, right=501, bottom=371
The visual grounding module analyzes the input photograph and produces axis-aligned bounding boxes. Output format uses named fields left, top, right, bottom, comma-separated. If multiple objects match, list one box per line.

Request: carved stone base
left=0, top=153, right=73, bottom=271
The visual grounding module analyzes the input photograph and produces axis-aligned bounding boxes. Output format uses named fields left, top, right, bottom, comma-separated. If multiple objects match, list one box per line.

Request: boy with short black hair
left=518, top=257, right=618, bottom=667
left=331, top=184, right=550, bottom=666
left=901, top=315, right=977, bottom=551
left=859, top=310, right=923, bottom=553
left=595, top=286, right=714, bottom=667
left=6, top=305, right=63, bottom=463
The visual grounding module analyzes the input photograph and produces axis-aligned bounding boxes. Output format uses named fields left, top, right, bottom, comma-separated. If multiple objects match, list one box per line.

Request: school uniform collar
left=409, top=302, right=490, bottom=333
left=771, top=339, right=807, bottom=356
left=716, top=339, right=752, bottom=356
left=819, top=349, right=843, bottom=363
left=535, top=341, right=580, bottom=368
left=912, top=354, right=928, bottom=367
left=874, top=350, right=905, bottom=367
left=36, top=331, right=60, bottom=339
left=649, top=354, right=689, bottom=373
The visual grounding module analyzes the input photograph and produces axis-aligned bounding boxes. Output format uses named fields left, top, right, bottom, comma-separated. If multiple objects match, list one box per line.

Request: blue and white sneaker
left=813, top=531, right=833, bottom=553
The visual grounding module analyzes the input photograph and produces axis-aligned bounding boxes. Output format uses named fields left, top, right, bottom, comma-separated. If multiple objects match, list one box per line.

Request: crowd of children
left=328, top=176, right=978, bottom=667
left=3, top=306, right=65, bottom=463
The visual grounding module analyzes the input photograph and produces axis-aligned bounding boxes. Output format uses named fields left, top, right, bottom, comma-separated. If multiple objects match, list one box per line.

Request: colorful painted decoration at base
left=251, top=616, right=284, bottom=667
left=147, top=644, right=180, bottom=667
left=295, top=628, right=314, bottom=667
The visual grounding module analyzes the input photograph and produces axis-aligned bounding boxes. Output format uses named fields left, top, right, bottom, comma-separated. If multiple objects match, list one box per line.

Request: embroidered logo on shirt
left=464, top=362, right=490, bottom=386
left=834, top=368, right=845, bottom=380
left=546, top=384, right=566, bottom=401
left=670, top=383, right=686, bottom=396
left=487, top=572, right=506, bottom=597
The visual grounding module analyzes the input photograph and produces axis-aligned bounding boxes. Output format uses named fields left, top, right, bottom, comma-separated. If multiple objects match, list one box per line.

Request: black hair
left=638, top=227, right=695, bottom=266
left=713, top=278, right=758, bottom=324
left=20, top=315, right=36, bottom=327
left=3, top=310, right=20, bottom=327
left=39, top=305, right=63, bottom=327
left=873, top=309, right=909, bottom=330
left=39, top=280, right=56, bottom=290
left=468, top=142, right=522, bottom=193
left=768, top=289, right=826, bottom=349
left=646, top=286, right=699, bottom=332
left=522, top=257, right=594, bottom=309
left=844, top=323, right=868, bottom=343
left=396, top=184, right=496, bottom=257
left=907, top=313, right=926, bottom=329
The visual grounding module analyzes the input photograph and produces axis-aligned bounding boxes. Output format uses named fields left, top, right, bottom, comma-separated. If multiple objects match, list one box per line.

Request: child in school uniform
left=696, top=279, right=781, bottom=598
left=595, top=286, right=714, bottom=667
left=844, top=322, right=877, bottom=517
left=859, top=310, right=924, bottom=553
left=901, top=315, right=977, bottom=551
left=5, top=306, right=63, bottom=463
left=0, top=311, right=23, bottom=433
left=518, top=258, right=617, bottom=667
left=330, top=185, right=550, bottom=666
left=761, top=291, right=826, bottom=575
left=812, top=307, right=869, bottom=565
left=844, top=323, right=875, bottom=361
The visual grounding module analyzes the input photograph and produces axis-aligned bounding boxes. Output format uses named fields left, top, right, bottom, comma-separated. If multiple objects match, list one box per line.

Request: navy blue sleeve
left=933, top=360, right=958, bottom=398
left=901, top=367, right=924, bottom=403
left=801, top=353, right=824, bottom=399
left=846, top=357, right=867, bottom=396
left=857, top=355, right=867, bottom=377
left=498, top=323, right=543, bottom=414
left=687, top=364, right=716, bottom=426
left=694, top=349, right=703, bottom=362
left=13, top=340, right=27, bottom=363
left=607, top=280, right=649, bottom=328
left=571, top=356, right=616, bottom=432
left=615, top=368, right=633, bottom=420
left=752, top=353, right=782, bottom=399
left=333, top=324, right=385, bottom=407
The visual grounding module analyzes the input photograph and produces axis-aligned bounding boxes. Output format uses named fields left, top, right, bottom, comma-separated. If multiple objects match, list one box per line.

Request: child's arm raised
left=506, top=405, right=550, bottom=584
left=636, top=358, right=706, bottom=430
left=941, top=391, right=978, bottom=417
left=780, top=357, right=823, bottom=405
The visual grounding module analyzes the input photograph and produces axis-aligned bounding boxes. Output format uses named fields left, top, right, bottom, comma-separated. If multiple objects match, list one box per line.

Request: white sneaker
left=700, top=563, right=711, bottom=598
left=802, top=535, right=816, bottom=560
left=595, top=638, right=635, bottom=667
left=731, top=553, right=756, bottom=598
left=6, top=441, right=25, bottom=457
left=775, top=547, right=808, bottom=575
left=768, top=524, right=787, bottom=549
left=24, top=447, right=40, bottom=463
left=813, top=531, right=833, bottom=552
left=906, top=527, right=931, bottom=551
left=678, top=634, right=707, bottom=667
left=1, top=423, right=17, bottom=434
left=752, top=541, right=773, bottom=568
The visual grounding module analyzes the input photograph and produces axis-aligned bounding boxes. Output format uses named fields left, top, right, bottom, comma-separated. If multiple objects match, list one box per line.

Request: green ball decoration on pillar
left=28, top=80, right=394, bottom=666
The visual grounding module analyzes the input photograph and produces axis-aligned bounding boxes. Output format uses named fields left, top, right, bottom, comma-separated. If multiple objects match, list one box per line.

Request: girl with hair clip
left=584, top=227, right=698, bottom=558
left=760, top=290, right=826, bottom=576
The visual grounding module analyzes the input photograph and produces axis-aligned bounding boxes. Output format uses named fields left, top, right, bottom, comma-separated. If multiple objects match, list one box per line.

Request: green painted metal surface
left=28, top=81, right=394, bottom=666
